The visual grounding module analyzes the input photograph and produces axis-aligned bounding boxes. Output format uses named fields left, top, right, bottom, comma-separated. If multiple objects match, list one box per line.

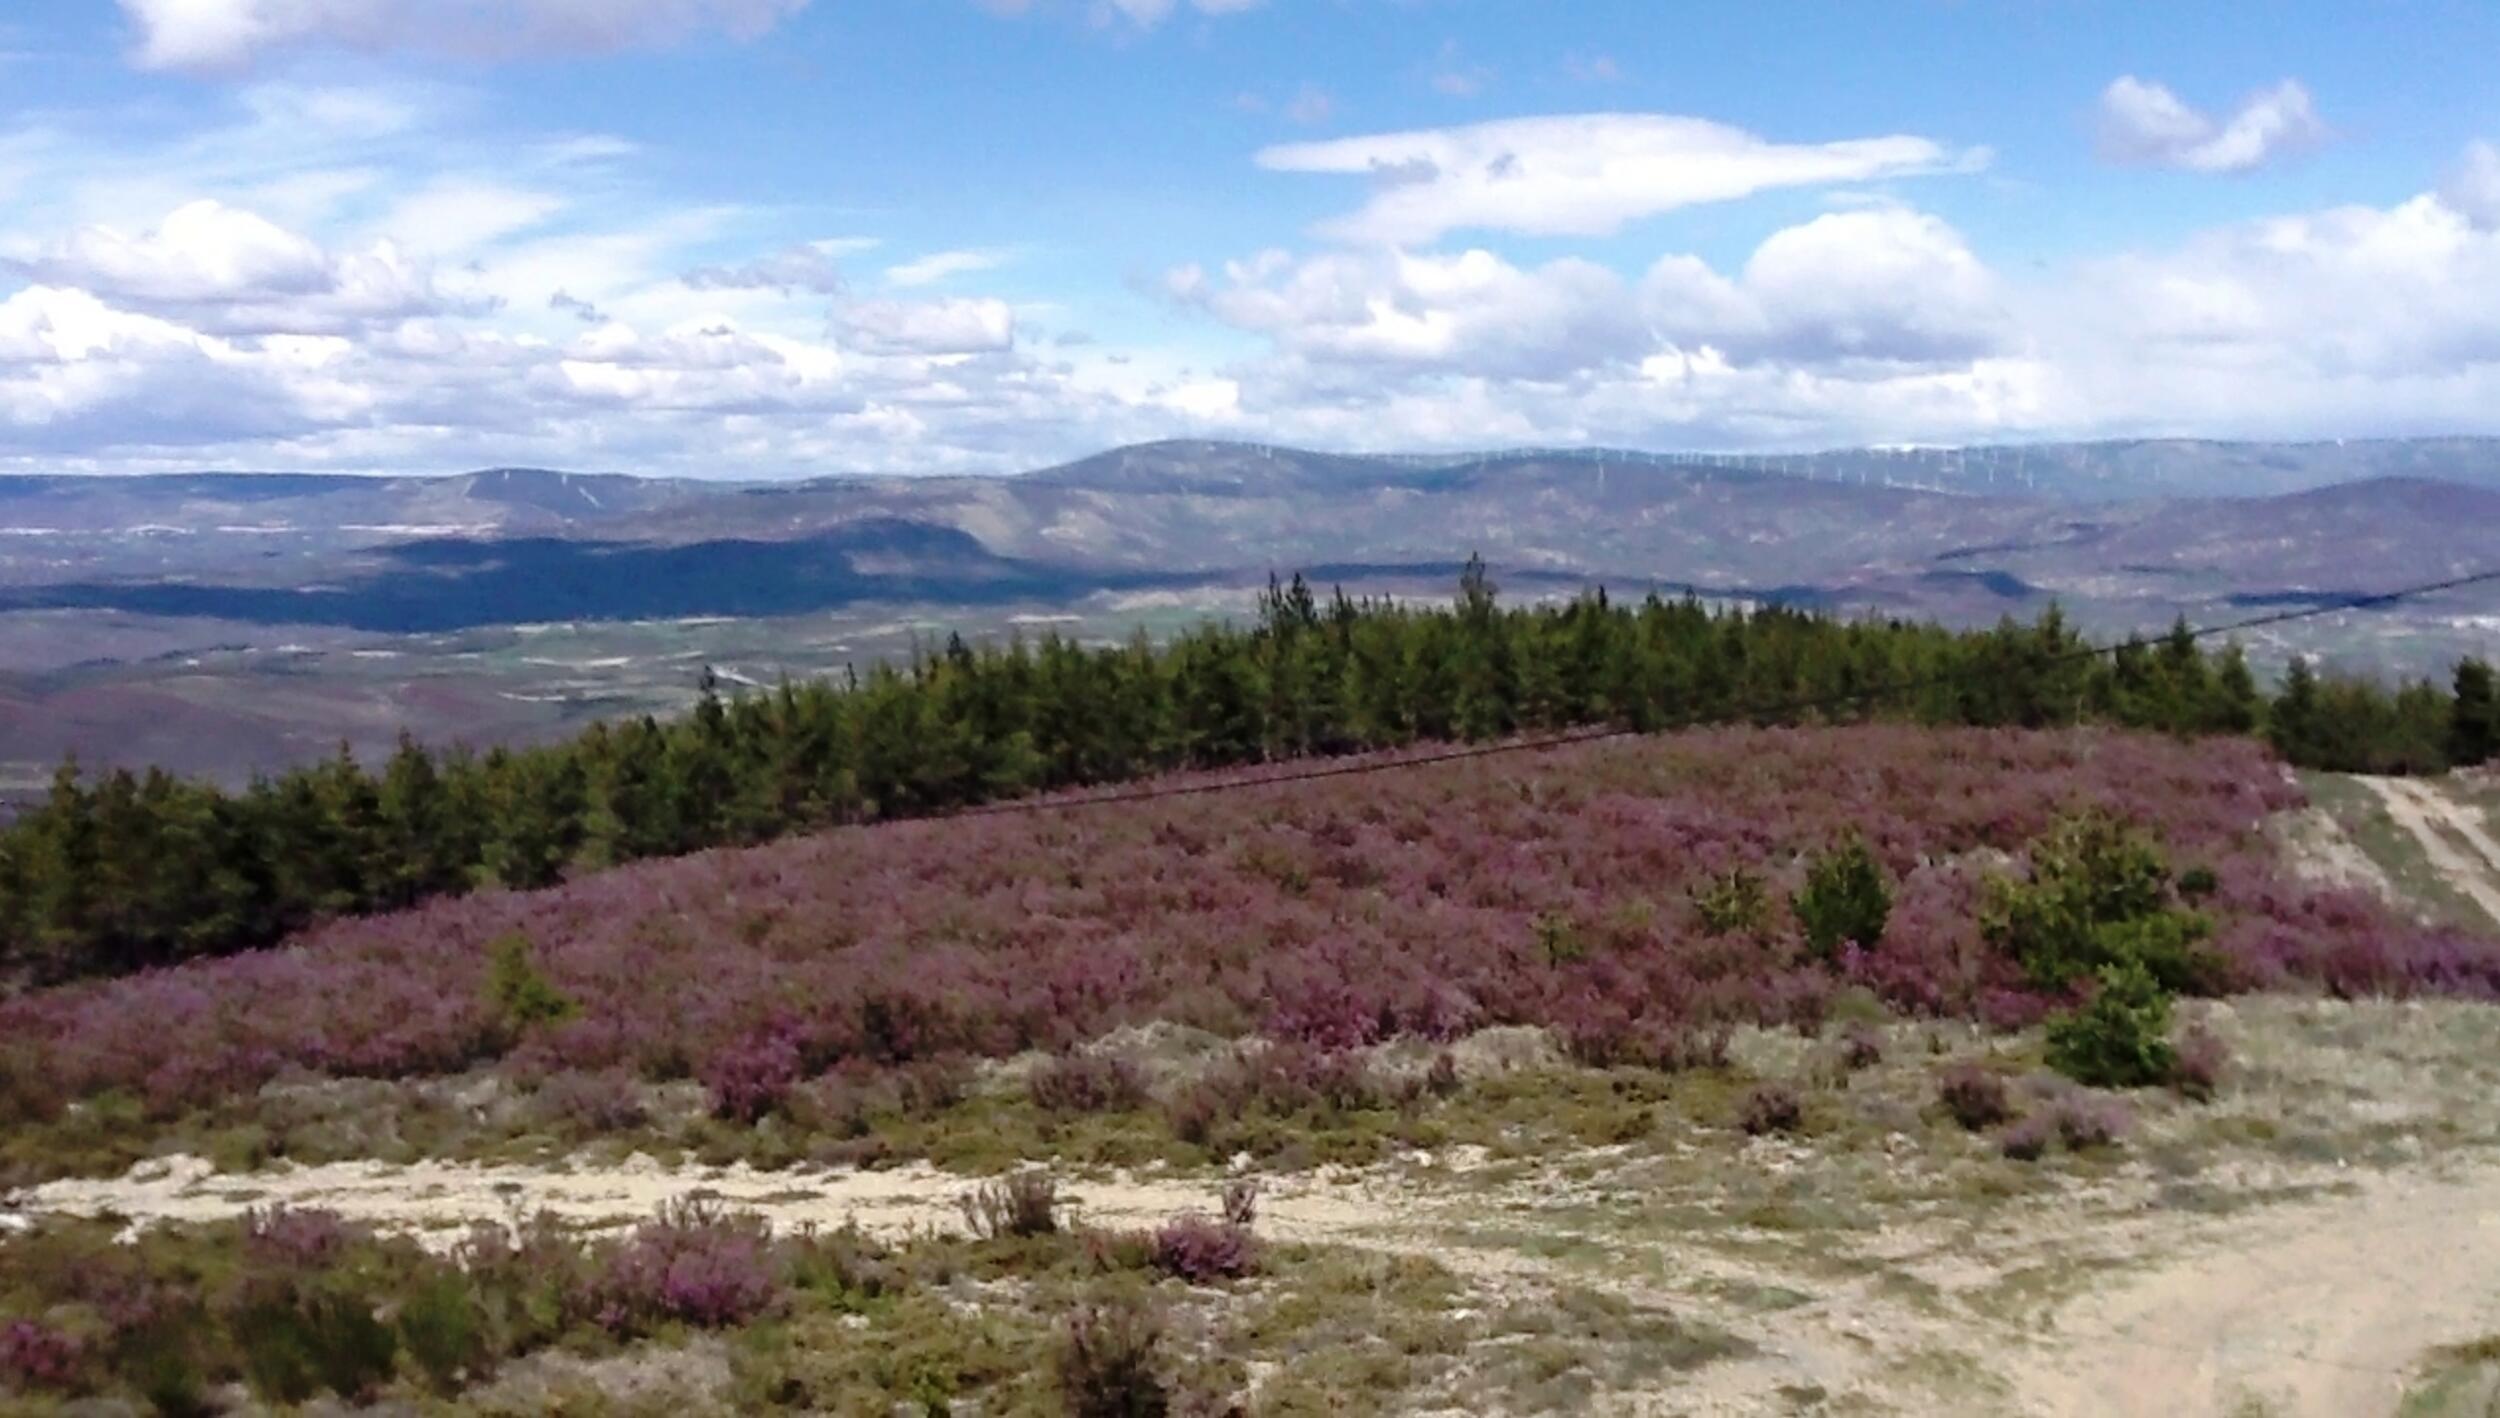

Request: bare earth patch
left=2007, top=1160, right=2500, bottom=1417
left=2358, top=776, right=2500, bottom=928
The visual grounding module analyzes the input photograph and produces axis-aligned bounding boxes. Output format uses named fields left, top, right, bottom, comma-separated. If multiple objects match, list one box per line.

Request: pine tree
left=2452, top=657, right=2499, bottom=767
left=2210, top=644, right=2262, bottom=735
left=2269, top=656, right=2320, bottom=763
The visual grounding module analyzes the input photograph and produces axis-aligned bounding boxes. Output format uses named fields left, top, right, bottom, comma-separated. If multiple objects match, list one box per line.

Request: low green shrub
left=2046, top=962, right=2177, bottom=1088
left=1793, top=833, right=1891, bottom=961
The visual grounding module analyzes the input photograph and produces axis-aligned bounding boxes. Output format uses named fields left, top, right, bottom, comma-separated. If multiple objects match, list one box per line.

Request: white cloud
left=4, top=55, right=2499, bottom=478
left=838, top=297, right=1016, bottom=355
left=0, top=88, right=1140, bottom=474
left=121, top=0, right=811, bottom=71
left=378, top=180, right=564, bottom=256
left=885, top=249, right=1004, bottom=287
left=685, top=241, right=856, bottom=296
left=2097, top=76, right=2327, bottom=174
left=0, top=285, right=208, bottom=365
left=1175, top=207, right=2006, bottom=381
left=1173, top=247, right=1646, bottom=378
left=2443, top=140, right=2500, bottom=231
left=2065, top=194, right=2500, bottom=382
left=7, top=199, right=473, bottom=335
left=1257, top=114, right=1977, bottom=245
left=1733, top=208, right=2006, bottom=365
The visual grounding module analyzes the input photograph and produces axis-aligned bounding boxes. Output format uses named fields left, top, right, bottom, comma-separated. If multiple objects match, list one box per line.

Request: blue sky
left=1, top=1, right=2497, bottom=476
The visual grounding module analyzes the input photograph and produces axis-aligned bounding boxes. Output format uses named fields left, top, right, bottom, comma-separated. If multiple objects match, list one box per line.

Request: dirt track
left=0, top=1153, right=1418, bottom=1256
left=2009, top=1162, right=2500, bottom=1417
left=2362, top=776, right=2500, bottom=925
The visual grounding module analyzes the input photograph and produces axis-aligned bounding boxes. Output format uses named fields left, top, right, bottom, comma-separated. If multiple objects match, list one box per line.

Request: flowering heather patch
left=2171, top=1022, right=2230, bottom=1101
left=1149, top=1215, right=1260, bottom=1284
left=0, top=1202, right=879, bottom=1407
left=4, top=727, right=2492, bottom=1128
left=1030, top=1052, right=1152, bottom=1115
left=1, top=1318, right=82, bottom=1391
left=242, top=1205, right=362, bottom=1269
left=1737, top=1083, right=1805, bottom=1136
left=1937, top=1064, right=2016, bottom=1132
left=961, top=1170, right=1062, bottom=1241
left=588, top=1199, right=782, bottom=1335
left=2051, top=1093, right=2133, bottom=1151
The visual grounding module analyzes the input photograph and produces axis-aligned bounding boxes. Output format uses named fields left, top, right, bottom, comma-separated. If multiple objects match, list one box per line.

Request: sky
left=0, top=1, right=2497, bottom=477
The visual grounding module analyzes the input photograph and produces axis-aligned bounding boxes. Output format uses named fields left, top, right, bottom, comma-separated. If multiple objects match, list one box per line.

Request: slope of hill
left=7, top=725, right=2478, bottom=1127
left=5, top=726, right=2500, bottom=1415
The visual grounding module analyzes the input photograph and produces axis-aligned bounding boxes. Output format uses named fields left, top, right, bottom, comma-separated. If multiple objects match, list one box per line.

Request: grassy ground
left=2402, top=1337, right=2500, bottom=1418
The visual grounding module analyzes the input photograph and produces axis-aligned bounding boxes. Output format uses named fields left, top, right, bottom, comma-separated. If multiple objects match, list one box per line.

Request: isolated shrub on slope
left=1058, top=1300, right=1171, bottom=1418
left=482, top=932, right=575, bottom=1034
left=1983, top=813, right=2216, bottom=993
left=2045, top=961, right=2177, bottom=1089
left=1793, top=832, right=1892, bottom=961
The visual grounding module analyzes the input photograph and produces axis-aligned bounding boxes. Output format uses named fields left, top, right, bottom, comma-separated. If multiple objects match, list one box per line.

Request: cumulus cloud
left=7, top=199, right=475, bottom=335
left=837, top=297, right=1015, bottom=355
left=120, top=0, right=810, bottom=71
left=1257, top=114, right=1978, bottom=245
left=1732, top=209, right=2007, bottom=365
left=6, top=53, right=2500, bottom=478
left=1172, top=247, right=1647, bottom=379
left=0, top=84, right=1142, bottom=474
left=2097, top=76, right=2327, bottom=174
left=1173, top=207, right=2006, bottom=382
left=2069, top=193, right=2500, bottom=380
left=2442, top=140, right=2500, bottom=231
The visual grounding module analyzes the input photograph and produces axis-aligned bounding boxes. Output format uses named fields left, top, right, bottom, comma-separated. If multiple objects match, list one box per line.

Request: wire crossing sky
left=0, top=1, right=2496, bottom=476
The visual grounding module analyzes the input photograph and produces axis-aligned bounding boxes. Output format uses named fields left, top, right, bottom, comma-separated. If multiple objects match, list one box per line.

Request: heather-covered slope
left=7, top=727, right=2489, bottom=1133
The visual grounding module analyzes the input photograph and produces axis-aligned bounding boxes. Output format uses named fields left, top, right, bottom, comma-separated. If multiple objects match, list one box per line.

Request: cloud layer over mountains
left=0, top=7, right=2493, bottom=474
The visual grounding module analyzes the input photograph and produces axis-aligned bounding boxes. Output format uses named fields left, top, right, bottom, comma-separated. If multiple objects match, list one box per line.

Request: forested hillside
left=2, top=561, right=2493, bottom=986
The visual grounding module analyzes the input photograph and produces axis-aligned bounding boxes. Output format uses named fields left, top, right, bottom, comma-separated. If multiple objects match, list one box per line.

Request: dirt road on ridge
left=2361, top=776, right=2500, bottom=925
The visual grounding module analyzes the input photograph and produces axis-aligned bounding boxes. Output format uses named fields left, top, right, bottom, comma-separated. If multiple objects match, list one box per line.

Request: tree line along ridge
left=3, top=560, right=2494, bottom=986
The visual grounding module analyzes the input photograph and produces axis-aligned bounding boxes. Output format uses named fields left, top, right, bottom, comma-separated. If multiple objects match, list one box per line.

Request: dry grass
left=9, top=994, right=2500, bottom=1414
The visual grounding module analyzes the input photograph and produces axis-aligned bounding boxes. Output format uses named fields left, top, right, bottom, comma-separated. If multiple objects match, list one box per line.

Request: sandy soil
left=2007, top=1160, right=2500, bottom=1417
left=0, top=1152, right=1438, bottom=1258
left=2363, top=776, right=2500, bottom=924
left=2271, top=804, right=2404, bottom=904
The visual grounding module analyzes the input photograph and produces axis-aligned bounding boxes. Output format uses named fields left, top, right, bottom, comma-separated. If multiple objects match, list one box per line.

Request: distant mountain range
left=3, top=438, right=2496, bottom=632
left=0, top=436, right=2494, bottom=789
